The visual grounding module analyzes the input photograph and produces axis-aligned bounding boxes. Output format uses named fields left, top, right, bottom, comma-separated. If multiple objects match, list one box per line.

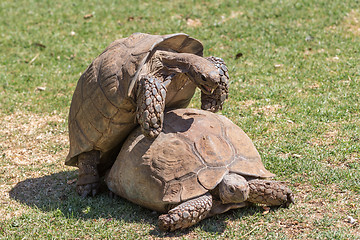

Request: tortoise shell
left=66, top=33, right=204, bottom=167
left=105, top=108, right=275, bottom=212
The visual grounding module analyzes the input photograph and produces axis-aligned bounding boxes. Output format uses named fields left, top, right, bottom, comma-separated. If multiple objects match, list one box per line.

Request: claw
left=76, top=182, right=99, bottom=198
left=247, top=180, right=294, bottom=207
left=108, top=191, right=119, bottom=200
left=78, top=185, right=91, bottom=198
left=201, top=56, right=229, bottom=112
left=284, top=192, right=295, bottom=208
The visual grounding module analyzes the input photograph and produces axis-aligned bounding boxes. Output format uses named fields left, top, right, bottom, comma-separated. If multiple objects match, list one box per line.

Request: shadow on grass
left=8, top=171, right=268, bottom=237
left=8, top=170, right=156, bottom=224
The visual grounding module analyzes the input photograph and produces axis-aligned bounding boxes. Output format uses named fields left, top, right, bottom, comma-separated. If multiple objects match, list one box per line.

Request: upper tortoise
left=106, top=108, right=294, bottom=231
left=66, top=33, right=230, bottom=197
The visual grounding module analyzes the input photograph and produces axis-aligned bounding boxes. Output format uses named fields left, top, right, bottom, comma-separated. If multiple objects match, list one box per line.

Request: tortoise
left=66, top=33, right=230, bottom=197
left=105, top=108, right=294, bottom=231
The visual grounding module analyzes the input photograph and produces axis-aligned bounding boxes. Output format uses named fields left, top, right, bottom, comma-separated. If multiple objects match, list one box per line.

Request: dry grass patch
left=0, top=111, right=70, bottom=220
left=307, top=83, right=320, bottom=89
left=252, top=104, right=284, bottom=116
left=303, top=48, right=326, bottom=57
left=218, top=10, right=244, bottom=24
left=0, top=111, right=68, bottom=166
left=186, top=18, right=202, bottom=27
left=241, top=99, right=257, bottom=108
left=326, top=9, right=360, bottom=37
left=268, top=183, right=360, bottom=238
left=309, top=123, right=339, bottom=147
left=343, top=10, right=360, bottom=36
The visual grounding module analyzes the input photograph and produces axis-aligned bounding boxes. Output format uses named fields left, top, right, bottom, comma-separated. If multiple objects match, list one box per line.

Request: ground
left=0, top=0, right=359, bottom=239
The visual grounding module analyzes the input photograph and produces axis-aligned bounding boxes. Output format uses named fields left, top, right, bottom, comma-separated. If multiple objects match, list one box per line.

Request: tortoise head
left=184, top=56, right=221, bottom=95
left=219, top=173, right=249, bottom=204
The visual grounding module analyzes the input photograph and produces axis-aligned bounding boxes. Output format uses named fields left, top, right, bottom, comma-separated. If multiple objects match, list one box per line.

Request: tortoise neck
left=151, top=50, right=200, bottom=74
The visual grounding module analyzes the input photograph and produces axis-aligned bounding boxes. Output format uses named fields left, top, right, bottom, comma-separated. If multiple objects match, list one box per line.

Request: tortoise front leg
left=247, top=179, right=295, bottom=207
left=201, top=56, right=229, bottom=113
left=136, top=76, right=167, bottom=138
left=158, top=193, right=213, bottom=231
left=76, top=150, right=100, bottom=198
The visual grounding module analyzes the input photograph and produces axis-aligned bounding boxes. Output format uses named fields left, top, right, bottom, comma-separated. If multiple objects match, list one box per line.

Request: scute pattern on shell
left=105, top=108, right=275, bottom=213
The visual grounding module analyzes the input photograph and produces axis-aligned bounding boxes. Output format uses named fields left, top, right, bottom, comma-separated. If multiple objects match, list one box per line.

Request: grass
left=0, top=0, right=359, bottom=239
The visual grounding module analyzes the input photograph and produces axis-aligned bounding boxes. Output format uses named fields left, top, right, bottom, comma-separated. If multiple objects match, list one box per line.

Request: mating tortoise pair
left=67, top=33, right=294, bottom=231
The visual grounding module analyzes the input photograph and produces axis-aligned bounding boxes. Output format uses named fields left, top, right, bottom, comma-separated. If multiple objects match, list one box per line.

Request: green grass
left=1, top=0, right=359, bottom=239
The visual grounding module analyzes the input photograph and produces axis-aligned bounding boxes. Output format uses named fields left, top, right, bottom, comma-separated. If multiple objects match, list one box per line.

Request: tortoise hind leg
left=247, top=179, right=294, bottom=207
left=76, top=150, right=100, bottom=198
left=158, top=193, right=213, bottom=231
left=136, top=76, right=167, bottom=138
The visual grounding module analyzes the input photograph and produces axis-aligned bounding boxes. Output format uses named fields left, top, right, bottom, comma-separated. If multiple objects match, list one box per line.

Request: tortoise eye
left=201, top=75, right=207, bottom=82
left=229, top=186, right=235, bottom=193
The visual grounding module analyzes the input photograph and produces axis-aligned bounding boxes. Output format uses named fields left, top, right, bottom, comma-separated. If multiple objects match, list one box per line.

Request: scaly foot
left=201, top=56, right=229, bottom=112
left=136, top=76, right=167, bottom=138
left=76, top=150, right=100, bottom=198
left=247, top=179, right=294, bottom=207
left=158, top=193, right=213, bottom=231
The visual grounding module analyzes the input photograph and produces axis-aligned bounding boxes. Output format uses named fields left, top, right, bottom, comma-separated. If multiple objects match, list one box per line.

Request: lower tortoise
left=106, top=108, right=294, bottom=231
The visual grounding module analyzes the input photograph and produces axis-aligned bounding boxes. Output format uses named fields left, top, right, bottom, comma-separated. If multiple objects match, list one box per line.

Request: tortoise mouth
left=199, top=84, right=215, bottom=95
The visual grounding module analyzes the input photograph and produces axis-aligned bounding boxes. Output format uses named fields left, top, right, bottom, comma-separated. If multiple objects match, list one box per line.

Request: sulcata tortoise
left=105, top=108, right=294, bottom=231
left=66, top=33, right=230, bottom=197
